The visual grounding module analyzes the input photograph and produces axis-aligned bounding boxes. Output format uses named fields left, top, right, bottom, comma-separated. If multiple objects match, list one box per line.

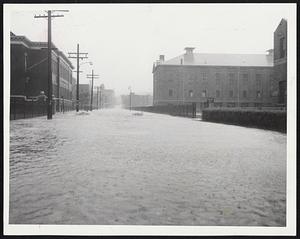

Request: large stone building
left=153, top=47, right=275, bottom=108
left=273, top=18, right=287, bottom=105
left=10, top=32, right=74, bottom=104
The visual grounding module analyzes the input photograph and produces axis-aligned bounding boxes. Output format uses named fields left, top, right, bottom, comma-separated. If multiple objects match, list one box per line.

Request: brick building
left=153, top=47, right=275, bottom=108
left=10, top=32, right=74, bottom=100
left=273, top=18, right=287, bottom=105
left=10, top=32, right=74, bottom=113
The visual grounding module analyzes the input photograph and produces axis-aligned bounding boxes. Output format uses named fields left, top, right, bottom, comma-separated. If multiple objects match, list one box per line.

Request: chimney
left=266, top=49, right=274, bottom=63
left=184, top=47, right=195, bottom=64
left=159, top=55, right=165, bottom=62
left=184, top=47, right=195, bottom=54
left=266, top=49, right=274, bottom=56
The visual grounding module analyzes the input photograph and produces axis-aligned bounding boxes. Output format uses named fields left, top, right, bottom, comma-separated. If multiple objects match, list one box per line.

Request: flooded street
left=9, top=108, right=286, bottom=226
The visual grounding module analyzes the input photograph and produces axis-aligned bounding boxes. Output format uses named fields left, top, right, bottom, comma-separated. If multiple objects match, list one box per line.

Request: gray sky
left=8, top=4, right=295, bottom=96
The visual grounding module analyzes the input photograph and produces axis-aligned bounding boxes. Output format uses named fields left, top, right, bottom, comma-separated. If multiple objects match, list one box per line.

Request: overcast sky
left=7, top=4, right=295, bottom=96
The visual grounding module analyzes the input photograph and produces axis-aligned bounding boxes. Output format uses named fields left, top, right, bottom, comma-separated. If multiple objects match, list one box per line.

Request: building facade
left=78, top=84, right=91, bottom=110
left=121, top=93, right=153, bottom=108
left=153, top=48, right=275, bottom=108
left=94, top=84, right=115, bottom=108
left=11, top=32, right=74, bottom=101
left=273, top=19, right=287, bottom=105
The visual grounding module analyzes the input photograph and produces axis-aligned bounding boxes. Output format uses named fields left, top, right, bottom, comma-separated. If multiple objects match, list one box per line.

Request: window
left=216, top=90, right=220, bottom=98
left=189, top=90, right=193, bottom=97
left=228, top=73, right=235, bottom=85
left=256, top=74, right=262, bottom=86
left=243, top=90, right=247, bottom=98
left=201, top=90, right=207, bottom=97
left=229, top=90, right=234, bottom=98
left=280, top=37, right=285, bottom=58
left=215, top=73, right=221, bottom=84
left=242, top=73, right=248, bottom=82
left=256, top=91, right=261, bottom=98
left=202, top=72, right=208, bottom=81
left=168, top=89, right=173, bottom=97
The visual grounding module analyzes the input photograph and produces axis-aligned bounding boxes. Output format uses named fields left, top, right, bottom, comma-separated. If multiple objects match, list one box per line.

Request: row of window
left=168, top=89, right=263, bottom=98
left=165, top=73, right=272, bottom=84
left=52, top=61, right=72, bottom=83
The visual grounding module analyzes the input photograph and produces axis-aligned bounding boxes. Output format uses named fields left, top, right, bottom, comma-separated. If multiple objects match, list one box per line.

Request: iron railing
left=10, top=95, right=75, bottom=120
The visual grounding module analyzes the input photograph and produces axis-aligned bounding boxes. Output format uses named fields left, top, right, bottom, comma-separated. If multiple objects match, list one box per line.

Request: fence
left=10, top=95, right=75, bottom=120
left=202, top=108, right=286, bottom=132
left=130, top=103, right=197, bottom=118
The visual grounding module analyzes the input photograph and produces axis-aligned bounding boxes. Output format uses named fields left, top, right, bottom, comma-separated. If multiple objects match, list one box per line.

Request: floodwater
left=9, top=108, right=286, bottom=226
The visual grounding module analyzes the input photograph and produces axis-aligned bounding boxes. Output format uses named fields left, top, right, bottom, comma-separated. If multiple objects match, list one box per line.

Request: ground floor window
left=169, top=89, right=173, bottom=97
left=256, top=90, right=261, bottom=98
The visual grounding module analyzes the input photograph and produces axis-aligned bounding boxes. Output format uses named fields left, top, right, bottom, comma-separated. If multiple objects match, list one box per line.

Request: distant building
left=79, top=84, right=90, bottom=110
left=101, top=89, right=115, bottom=108
left=95, top=84, right=115, bottom=108
left=273, top=18, right=287, bottom=105
left=121, top=93, right=153, bottom=108
left=153, top=47, right=274, bottom=108
left=10, top=32, right=74, bottom=106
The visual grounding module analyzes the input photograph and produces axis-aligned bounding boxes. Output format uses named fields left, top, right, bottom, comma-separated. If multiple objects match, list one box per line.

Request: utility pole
left=68, top=44, right=88, bottom=112
left=34, top=10, right=68, bottom=120
left=96, top=86, right=99, bottom=109
left=87, top=70, right=99, bottom=111
left=237, top=66, right=240, bottom=108
left=128, top=86, right=132, bottom=111
left=57, top=56, right=60, bottom=112
left=99, top=89, right=102, bottom=109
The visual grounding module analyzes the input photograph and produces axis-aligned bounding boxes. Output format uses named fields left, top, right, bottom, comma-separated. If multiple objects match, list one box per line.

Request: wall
left=11, top=41, right=73, bottom=101
left=153, top=64, right=274, bottom=107
left=273, top=19, right=287, bottom=105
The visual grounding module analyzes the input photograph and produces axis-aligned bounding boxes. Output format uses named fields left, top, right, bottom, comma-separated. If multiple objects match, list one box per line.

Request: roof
left=160, top=52, right=273, bottom=67
left=10, top=32, right=74, bottom=69
left=274, top=18, right=287, bottom=35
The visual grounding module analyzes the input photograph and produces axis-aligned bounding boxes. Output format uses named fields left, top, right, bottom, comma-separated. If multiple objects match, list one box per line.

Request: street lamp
left=80, top=61, right=93, bottom=67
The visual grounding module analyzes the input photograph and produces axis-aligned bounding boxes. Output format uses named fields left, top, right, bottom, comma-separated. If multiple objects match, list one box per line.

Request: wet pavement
left=9, top=108, right=286, bottom=225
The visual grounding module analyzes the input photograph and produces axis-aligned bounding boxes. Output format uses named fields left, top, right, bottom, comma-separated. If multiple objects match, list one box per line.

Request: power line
left=68, top=44, right=89, bottom=112
left=34, top=10, right=68, bottom=120
left=86, top=70, right=99, bottom=111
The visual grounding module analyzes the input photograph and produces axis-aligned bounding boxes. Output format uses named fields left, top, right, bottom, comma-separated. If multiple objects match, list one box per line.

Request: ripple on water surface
left=9, top=109, right=286, bottom=225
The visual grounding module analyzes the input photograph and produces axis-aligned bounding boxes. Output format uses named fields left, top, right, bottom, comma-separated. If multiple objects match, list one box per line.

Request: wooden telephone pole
left=34, top=10, right=68, bottom=119
left=96, top=86, right=100, bottom=109
left=87, top=70, right=99, bottom=111
left=68, top=45, right=88, bottom=112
